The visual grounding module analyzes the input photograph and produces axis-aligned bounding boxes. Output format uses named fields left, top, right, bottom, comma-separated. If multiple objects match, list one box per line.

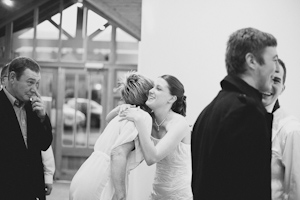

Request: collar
left=265, top=101, right=276, bottom=113
left=221, top=75, right=263, bottom=102
left=3, top=87, right=25, bottom=108
left=272, top=99, right=280, bottom=113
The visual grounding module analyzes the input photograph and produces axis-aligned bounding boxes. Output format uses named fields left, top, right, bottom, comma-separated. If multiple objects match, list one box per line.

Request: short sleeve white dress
left=69, top=116, right=144, bottom=200
left=149, top=137, right=193, bottom=200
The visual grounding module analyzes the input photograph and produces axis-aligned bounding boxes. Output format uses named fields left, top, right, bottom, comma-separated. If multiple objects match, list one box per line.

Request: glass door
left=55, top=67, right=107, bottom=180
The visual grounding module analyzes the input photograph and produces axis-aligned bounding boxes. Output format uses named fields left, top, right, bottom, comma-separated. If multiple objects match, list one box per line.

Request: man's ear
left=281, top=85, right=286, bottom=95
left=245, top=53, right=257, bottom=70
left=9, top=71, right=16, bottom=83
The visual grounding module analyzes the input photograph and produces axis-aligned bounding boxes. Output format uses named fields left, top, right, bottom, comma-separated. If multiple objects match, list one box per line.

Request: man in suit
left=0, top=56, right=53, bottom=200
left=1, top=62, right=55, bottom=197
left=191, top=27, right=279, bottom=200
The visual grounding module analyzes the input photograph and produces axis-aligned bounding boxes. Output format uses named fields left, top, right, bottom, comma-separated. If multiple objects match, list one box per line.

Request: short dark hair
left=9, top=56, right=41, bottom=80
left=1, top=63, right=9, bottom=83
left=225, top=27, right=277, bottom=75
left=278, top=58, right=286, bottom=84
left=160, top=75, right=187, bottom=117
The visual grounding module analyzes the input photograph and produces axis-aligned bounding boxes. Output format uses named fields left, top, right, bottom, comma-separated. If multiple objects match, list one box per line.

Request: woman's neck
left=153, top=108, right=172, bottom=123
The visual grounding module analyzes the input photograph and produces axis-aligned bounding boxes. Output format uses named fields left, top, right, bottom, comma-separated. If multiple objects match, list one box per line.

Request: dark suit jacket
left=191, top=75, right=273, bottom=200
left=0, top=89, right=53, bottom=200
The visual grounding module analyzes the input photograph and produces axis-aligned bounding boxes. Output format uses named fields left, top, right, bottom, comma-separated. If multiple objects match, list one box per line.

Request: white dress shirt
left=271, top=107, right=300, bottom=200
left=42, top=146, right=55, bottom=184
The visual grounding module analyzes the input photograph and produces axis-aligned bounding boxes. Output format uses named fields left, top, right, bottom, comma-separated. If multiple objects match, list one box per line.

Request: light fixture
left=76, top=0, right=83, bottom=8
left=94, top=84, right=102, bottom=90
left=99, top=25, right=105, bottom=31
left=2, top=0, right=14, bottom=7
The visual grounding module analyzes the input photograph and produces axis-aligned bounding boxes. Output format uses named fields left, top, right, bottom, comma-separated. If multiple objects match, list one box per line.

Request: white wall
left=128, top=0, right=300, bottom=199
left=139, top=0, right=300, bottom=123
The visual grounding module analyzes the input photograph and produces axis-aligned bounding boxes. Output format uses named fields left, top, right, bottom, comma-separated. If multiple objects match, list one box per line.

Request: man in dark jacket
left=0, top=56, right=52, bottom=200
left=191, top=27, right=279, bottom=200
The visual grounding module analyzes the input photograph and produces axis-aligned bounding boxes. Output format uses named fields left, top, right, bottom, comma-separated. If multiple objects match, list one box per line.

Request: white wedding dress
left=149, top=137, right=193, bottom=200
left=69, top=116, right=145, bottom=200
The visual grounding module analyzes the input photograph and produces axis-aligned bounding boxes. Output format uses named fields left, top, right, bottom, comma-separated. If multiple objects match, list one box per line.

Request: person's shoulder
left=215, top=89, right=258, bottom=109
left=216, top=97, right=267, bottom=129
left=279, top=122, right=300, bottom=142
left=173, top=112, right=186, bottom=120
left=281, top=116, right=300, bottom=134
left=0, top=89, right=7, bottom=101
left=221, top=91, right=262, bottom=113
left=117, top=117, right=136, bottom=132
left=141, top=109, right=152, bottom=120
left=170, top=113, right=189, bottom=128
left=106, top=116, right=128, bottom=129
left=237, top=94, right=264, bottom=114
left=275, top=108, right=300, bottom=128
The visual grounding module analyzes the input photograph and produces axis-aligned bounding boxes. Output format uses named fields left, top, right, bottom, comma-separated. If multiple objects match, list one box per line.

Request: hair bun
left=127, top=73, right=139, bottom=84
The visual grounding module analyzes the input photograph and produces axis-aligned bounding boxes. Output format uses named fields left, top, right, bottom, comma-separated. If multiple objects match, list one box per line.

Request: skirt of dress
left=69, top=151, right=114, bottom=200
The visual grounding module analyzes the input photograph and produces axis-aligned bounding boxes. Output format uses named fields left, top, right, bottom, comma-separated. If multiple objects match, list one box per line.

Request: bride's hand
left=119, top=107, right=143, bottom=122
left=118, top=104, right=136, bottom=115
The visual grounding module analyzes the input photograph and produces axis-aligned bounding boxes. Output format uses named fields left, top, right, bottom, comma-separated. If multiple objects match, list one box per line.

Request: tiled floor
left=47, top=181, right=70, bottom=200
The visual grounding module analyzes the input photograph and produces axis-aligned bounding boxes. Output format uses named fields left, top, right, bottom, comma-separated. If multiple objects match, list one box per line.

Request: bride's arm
left=121, top=109, right=190, bottom=166
left=106, top=104, right=136, bottom=123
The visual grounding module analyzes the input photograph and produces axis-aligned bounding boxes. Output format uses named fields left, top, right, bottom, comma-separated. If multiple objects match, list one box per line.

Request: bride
left=120, top=75, right=193, bottom=200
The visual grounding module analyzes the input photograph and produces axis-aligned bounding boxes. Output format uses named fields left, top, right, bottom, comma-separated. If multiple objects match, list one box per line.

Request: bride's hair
left=160, top=75, right=187, bottom=117
left=117, top=71, right=153, bottom=113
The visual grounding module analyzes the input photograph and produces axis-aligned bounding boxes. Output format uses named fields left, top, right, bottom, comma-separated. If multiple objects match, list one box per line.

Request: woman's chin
left=146, top=100, right=154, bottom=109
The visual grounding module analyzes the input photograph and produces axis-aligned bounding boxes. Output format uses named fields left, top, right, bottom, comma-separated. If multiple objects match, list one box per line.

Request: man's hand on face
left=30, top=90, right=46, bottom=121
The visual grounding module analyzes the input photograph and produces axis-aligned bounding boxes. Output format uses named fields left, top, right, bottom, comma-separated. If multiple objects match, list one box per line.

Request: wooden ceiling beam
left=85, top=0, right=141, bottom=41
left=0, top=0, right=51, bottom=29
left=49, top=19, right=74, bottom=39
